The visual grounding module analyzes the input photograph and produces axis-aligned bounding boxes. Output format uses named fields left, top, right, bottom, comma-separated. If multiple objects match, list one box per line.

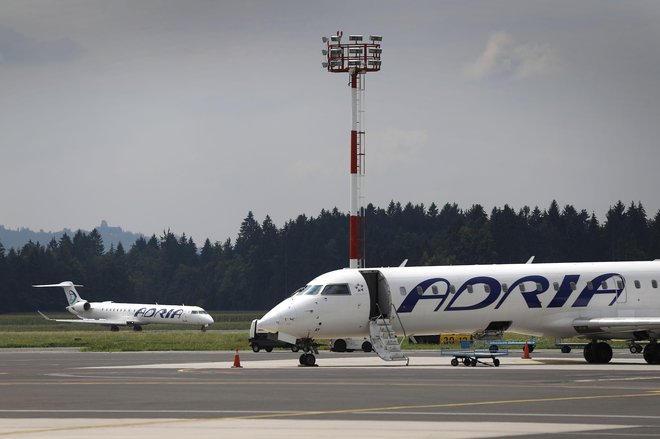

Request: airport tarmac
left=1, top=348, right=660, bottom=438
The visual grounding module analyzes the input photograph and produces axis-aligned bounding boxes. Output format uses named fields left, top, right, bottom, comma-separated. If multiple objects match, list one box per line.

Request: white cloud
left=513, top=42, right=561, bottom=79
left=465, top=32, right=560, bottom=81
left=369, top=128, right=428, bottom=172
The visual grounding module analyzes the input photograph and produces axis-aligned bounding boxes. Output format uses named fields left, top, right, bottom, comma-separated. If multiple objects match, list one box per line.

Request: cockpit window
left=299, top=285, right=323, bottom=295
left=321, top=284, right=351, bottom=295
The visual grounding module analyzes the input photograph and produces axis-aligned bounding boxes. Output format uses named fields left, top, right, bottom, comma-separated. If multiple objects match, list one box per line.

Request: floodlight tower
left=322, top=32, right=382, bottom=269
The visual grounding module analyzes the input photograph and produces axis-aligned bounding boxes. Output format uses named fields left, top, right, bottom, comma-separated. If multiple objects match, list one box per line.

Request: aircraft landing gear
left=629, top=343, right=643, bottom=354
left=298, top=338, right=319, bottom=367
left=132, top=325, right=143, bottom=332
left=201, top=325, right=208, bottom=332
left=583, top=341, right=612, bottom=364
left=643, top=342, right=660, bottom=364
left=110, top=325, right=119, bottom=332
left=299, top=353, right=317, bottom=366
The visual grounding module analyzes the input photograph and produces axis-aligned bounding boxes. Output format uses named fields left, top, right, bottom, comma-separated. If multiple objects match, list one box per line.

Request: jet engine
left=67, top=301, right=91, bottom=313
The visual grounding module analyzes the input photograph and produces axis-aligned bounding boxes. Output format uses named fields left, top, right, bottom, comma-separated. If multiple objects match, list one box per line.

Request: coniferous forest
left=1, top=200, right=659, bottom=314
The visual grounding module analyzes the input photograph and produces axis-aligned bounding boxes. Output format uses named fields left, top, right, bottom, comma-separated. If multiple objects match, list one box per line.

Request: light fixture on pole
left=321, top=31, right=382, bottom=269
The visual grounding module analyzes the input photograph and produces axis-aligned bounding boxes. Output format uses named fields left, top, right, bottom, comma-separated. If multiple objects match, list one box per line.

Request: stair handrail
left=390, top=302, right=407, bottom=340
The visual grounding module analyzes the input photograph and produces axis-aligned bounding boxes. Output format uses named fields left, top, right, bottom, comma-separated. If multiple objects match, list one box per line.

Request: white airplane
left=34, top=281, right=214, bottom=331
left=255, top=260, right=660, bottom=366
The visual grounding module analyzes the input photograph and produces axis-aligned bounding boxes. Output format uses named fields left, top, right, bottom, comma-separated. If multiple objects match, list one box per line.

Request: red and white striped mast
left=322, top=32, right=382, bottom=268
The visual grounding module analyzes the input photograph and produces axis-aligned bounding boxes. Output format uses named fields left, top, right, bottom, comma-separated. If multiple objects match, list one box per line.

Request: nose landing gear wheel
left=299, top=353, right=316, bottom=366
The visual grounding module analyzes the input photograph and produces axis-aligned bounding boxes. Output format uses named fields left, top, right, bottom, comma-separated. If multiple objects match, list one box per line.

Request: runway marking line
left=2, top=390, right=660, bottom=436
left=1, top=379, right=659, bottom=394
left=235, top=390, right=660, bottom=421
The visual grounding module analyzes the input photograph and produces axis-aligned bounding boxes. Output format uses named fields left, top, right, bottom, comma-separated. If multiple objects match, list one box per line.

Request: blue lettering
left=134, top=307, right=147, bottom=318
left=156, top=309, right=168, bottom=318
left=395, top=272, right=624, bottom=314
left=572, top=274, right=624, bottom=307
left=170, top=309, right=183, bottom=319
left=494, top=275, right=549, bottom=309
left=143, top=308, right=157, bottom=318
left=547, top=274, right=580, bottom=308
left=445, top=277, right=501, bottom=311
left=397, top=278, right=450, bottom=313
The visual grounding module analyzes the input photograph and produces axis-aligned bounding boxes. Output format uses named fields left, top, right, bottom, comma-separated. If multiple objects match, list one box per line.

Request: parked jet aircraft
left=35, top=281, right=214, bottom=331
left=256, top=260, right=660, bottom=366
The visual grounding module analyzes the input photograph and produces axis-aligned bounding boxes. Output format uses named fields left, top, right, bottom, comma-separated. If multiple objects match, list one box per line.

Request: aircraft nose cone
left=257, top=310, right=282, bottom=333
left=257, top=299, right=296, bottom=333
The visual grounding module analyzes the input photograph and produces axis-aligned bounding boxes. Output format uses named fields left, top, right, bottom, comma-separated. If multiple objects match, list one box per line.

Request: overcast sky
left=1, top=1, right=659, bottom=244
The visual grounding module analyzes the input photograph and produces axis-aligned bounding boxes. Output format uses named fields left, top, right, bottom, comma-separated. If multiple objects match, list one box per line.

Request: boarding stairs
left=368, top=317, right=409, bottom=365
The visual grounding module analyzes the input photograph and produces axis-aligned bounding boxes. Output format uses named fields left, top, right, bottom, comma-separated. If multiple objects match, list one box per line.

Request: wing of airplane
left=37, top=311, right=128, bottom=326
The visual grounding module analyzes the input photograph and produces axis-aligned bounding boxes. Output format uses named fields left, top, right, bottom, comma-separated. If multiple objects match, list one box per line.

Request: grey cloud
left=0, top=26, right=83, bottom=67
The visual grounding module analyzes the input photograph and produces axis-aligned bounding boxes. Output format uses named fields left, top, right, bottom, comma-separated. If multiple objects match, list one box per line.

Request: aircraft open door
left=360, top=270, right=392, bottom=319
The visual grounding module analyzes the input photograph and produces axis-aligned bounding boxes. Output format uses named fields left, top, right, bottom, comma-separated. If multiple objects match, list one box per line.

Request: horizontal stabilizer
left=33, top=282, right=83, bottom=288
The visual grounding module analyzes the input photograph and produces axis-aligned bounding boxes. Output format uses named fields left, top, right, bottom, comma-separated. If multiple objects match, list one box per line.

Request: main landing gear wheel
left=110, top=325, right=119, bottom=332
left=299, top=353, right=316, bottom=366
left=643, top=342, right=660, bottom=364
left=584, top=341, right=612, bottom=364
left=132, top=325, right=143, bottom=332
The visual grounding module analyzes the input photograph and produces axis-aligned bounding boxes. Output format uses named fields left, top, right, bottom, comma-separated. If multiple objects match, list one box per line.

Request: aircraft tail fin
left=33, top=281, right=84, bottom=305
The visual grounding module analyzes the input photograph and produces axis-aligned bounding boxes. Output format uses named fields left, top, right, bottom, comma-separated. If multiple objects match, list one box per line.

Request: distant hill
left=0, top=220, right=143, bottom=252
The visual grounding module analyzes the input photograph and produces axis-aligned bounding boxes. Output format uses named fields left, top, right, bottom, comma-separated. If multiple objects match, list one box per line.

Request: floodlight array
left=321, top=32, right=382, bottom=73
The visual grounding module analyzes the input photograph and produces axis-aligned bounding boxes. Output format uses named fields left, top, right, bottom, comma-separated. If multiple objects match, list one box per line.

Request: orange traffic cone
left=231, top=349, right=243, bottom=368
left=522, top=342, right=531, bottom=359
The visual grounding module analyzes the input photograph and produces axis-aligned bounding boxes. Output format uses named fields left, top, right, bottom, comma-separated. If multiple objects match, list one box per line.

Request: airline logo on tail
left=68, top=290, right=78, bottom=305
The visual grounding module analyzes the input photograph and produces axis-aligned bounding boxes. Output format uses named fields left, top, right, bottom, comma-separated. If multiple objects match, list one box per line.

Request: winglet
left=37, top=310, right=53, bottom=321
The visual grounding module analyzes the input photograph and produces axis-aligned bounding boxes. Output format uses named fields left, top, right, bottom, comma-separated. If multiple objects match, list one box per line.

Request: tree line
left=1, top=200, right=659, bottom=313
